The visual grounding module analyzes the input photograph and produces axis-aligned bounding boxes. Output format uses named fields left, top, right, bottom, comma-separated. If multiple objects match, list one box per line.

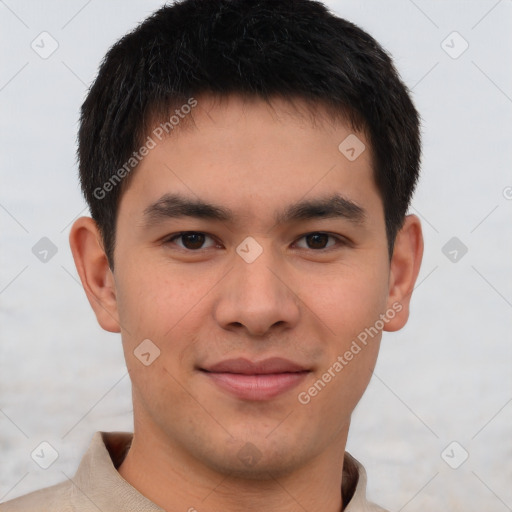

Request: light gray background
left=1, top=1, right=511, bottom=510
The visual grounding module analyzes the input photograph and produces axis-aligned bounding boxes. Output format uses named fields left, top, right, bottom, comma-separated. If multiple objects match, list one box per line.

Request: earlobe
left=69, top=217, right=121, bottom=333
left=384, top=214, right=424, bottom=332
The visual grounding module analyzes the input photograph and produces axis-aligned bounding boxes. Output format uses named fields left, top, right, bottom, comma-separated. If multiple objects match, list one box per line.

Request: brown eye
left=305, top=233, right=329, bottom=249
left=295, top=232, right=340, bottom=250
left=181, top=233, right=205, bottom=250
left=167, top=232, right=216, bottom=250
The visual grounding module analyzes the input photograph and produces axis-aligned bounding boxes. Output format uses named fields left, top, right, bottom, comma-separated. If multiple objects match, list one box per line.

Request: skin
left=70, top=94, right=423, bottom=512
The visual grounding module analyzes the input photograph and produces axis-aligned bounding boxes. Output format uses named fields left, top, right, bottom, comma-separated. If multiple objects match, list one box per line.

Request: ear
left=69, top=217, right=121, bottom=333
left=384, top=214, right=424, bottom=332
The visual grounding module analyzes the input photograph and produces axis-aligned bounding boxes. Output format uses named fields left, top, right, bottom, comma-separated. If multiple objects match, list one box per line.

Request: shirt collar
left=73, top=431, right=374, bottom=511
left=72, top=432, right=163, bottom=511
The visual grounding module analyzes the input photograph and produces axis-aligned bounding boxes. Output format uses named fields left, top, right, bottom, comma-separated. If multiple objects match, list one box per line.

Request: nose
left=213, top=240, right=301, bottom=338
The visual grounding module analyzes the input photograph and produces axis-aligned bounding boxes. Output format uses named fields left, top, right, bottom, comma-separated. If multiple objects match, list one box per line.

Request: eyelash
left=163, top=231, right=349, bottom=252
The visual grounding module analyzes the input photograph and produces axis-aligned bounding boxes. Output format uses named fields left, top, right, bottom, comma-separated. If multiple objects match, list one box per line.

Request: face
left=92, top=95, right=405, bottom=477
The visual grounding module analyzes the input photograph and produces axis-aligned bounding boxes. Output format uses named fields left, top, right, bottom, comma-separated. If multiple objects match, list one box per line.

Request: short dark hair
left=78, top=0, right=421, bottom=267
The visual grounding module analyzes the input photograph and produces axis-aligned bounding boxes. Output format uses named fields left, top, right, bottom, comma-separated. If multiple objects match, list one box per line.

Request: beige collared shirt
left=1, top=432, right=387, bottom=512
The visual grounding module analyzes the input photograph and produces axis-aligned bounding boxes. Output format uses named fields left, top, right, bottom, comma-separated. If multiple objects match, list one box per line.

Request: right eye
left=163, top=231, right=219, bottom=251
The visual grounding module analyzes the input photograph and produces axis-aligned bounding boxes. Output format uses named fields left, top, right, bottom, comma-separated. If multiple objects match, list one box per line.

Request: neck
left=118, top=421, right=350, bottom=512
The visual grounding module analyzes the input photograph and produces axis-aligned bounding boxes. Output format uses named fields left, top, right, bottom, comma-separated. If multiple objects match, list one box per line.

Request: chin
left=198, top=434, right=311, bottom=480
left=207, top=452, right=298, bottom=481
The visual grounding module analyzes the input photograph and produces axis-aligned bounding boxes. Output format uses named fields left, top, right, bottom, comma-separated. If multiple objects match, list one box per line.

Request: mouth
left=199, top=357, right=311, bottom=401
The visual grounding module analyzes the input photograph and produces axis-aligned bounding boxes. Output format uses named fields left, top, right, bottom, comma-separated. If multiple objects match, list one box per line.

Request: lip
left=203, top=357, right=308, bottom=374
left=200, top=357, right=310, bottom=401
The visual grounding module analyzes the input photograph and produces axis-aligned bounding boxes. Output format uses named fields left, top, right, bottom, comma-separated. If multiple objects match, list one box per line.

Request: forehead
left=119, top=93, right=381, bottom=228
left=146, top=92, right=365, bottom=139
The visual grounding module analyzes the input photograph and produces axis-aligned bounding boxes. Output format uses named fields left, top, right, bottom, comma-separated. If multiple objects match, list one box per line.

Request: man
left=1, top=0, right=423, bottom=510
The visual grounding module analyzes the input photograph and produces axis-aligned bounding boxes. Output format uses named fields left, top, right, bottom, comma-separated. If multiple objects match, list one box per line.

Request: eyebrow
left=142, top=192, right=366, bottom=227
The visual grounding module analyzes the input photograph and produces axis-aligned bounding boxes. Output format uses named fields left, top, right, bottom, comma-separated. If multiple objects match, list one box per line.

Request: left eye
left=294, top=232, right=340, bottom=250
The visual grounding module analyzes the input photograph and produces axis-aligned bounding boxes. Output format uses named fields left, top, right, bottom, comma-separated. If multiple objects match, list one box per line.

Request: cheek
left=115, top=261, right=200, bottom=340
left=297, top=274, right=387, bottom=429
left=114, top=259, right=216, bottom=389
left=115, top=265, right=202, bottom=408
left=303, top=261, right=390, bottom=341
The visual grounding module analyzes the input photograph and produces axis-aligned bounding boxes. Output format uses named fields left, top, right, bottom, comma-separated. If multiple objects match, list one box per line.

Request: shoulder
left=0, top=480, right=73, bottom=512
